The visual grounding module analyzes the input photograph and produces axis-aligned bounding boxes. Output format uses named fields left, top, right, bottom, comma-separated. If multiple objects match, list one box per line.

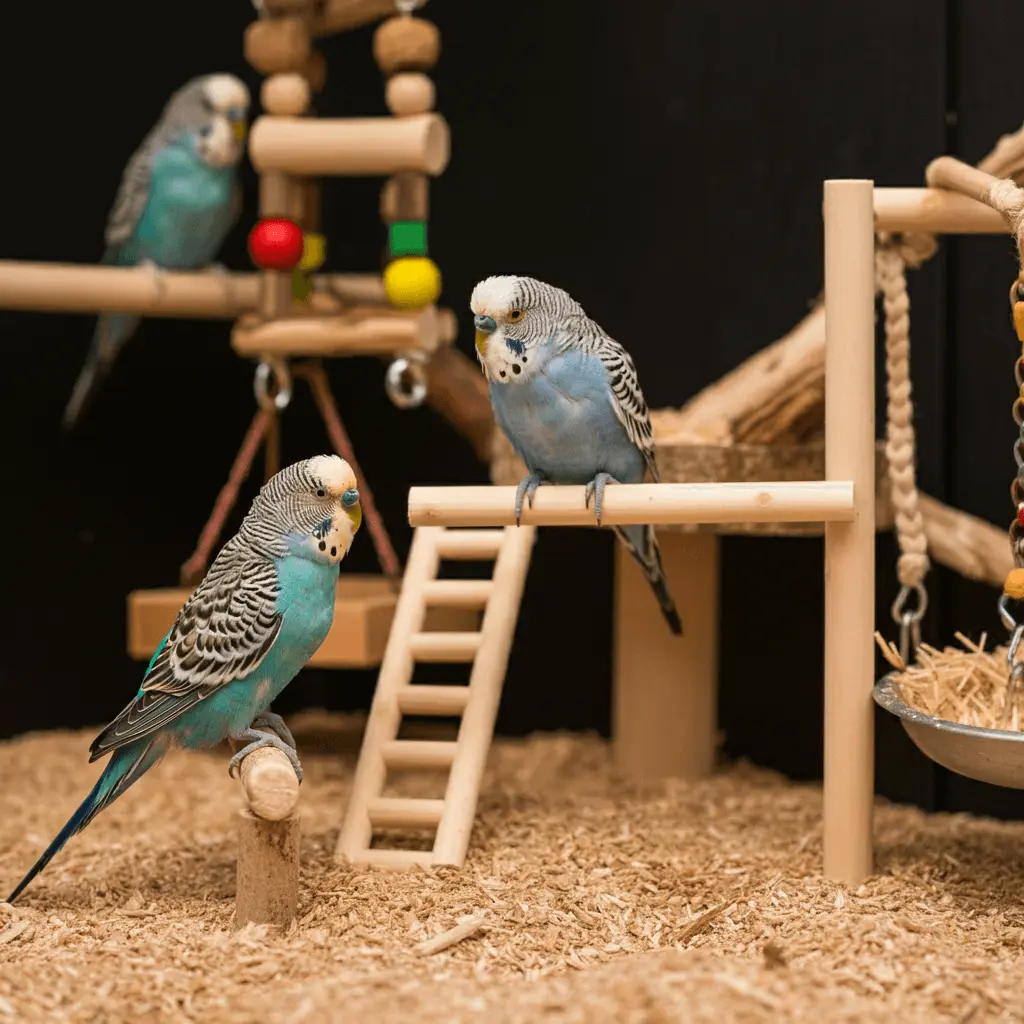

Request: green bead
left=292, top=269, right=312, bottom=302
left=389, top=220, right=428, bottom=258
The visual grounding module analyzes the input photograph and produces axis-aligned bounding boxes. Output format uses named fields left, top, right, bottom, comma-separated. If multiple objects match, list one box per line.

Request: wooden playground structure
left=5, top=0, right=1024, bottom=926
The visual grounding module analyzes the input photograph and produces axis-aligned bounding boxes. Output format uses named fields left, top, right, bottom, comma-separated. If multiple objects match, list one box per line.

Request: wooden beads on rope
left=385, top=73, right=435, bottom=116
left=373, top=16, right=440, bottom=76
left=261, top=73, right=311, bottom=116
left=245, top=18, right=311, bottom=75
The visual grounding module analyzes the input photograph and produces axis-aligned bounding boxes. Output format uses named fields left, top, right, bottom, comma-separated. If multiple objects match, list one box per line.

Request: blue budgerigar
left=7, top=455, right=362, bottom=903
left=471, top=275, right=682, bottom=635
left=63, top=74, right=251, bottom=429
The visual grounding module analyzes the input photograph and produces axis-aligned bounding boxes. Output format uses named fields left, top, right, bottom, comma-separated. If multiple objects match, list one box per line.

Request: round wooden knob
left=373, top=16, right=440, bottom=76
left=261, top=73, right=311, bottom=116
left=385, top=73, right=435, bottom=116
left=244, top=18, right=311, bottom=76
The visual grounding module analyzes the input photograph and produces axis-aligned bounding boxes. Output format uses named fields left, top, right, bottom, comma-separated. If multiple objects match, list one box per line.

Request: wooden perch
left=0, top=261, right=387, bottom=320
left=249, top=114, right=449, bottom=177
left=408, top=481, right=856, bottom=529
left=234, top=744, right=301, bottom=931
left=238, top=745, right=299, bottom=821
left=918, top=494, right=1013, bottom=587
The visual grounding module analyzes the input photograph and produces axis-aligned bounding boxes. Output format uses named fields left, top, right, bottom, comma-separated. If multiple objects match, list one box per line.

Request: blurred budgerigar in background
left=63, top=73, right=251, bottom=429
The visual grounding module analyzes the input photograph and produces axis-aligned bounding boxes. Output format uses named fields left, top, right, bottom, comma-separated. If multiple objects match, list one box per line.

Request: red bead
left=247, top=218, right=305, bottom=271
left=1017, top=503, right=1024, bottom=527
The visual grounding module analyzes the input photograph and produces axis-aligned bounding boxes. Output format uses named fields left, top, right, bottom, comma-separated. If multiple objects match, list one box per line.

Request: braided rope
left=875, top=243, right=930, bottom=589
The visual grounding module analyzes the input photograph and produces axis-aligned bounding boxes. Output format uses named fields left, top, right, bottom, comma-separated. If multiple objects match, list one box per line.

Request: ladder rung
left=383, top=738, right=458, bottom=769
left=409, top=632, right=482, bottom=662
left=435, top=529, right=506, bottom=559
left=368, top=797, right=445, bottom=829
left=349, top=848, right=437, bottom=870
left=396, top=685, right=470, bottom=717
left=422, top=579, right=494, bottom=608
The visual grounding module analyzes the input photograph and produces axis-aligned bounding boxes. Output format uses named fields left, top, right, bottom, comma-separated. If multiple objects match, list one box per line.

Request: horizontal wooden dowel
left=367, top=796, right=445, bottom=829
left=383, top=736, right=460, bottom=766
left=0, top=263, right=390, bottom=319
left=408, top=631, right=483, bottom=662
left=249, top=114, right=449, bottom=176
left=237, top=745, right=300, bottom=821
left=231, top=306, right=451, bottom=358
left=408, top=482, right=856, bottom=528
left=0, top=261, right=258, bottom=317
left=422, top=579, right=494, bottom=608
left=873, top=187, right=1007, bottom=234
left=311, top=0, right=427, bottom=36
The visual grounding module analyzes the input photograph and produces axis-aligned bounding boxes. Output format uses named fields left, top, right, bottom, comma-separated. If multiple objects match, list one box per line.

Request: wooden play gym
left=5, top=0, right=1024, bottom=926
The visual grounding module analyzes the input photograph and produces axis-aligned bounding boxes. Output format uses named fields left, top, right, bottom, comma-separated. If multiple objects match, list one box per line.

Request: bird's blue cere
left=342, top=488, right=360, bottom=508
left=474, top=315, right=497, bottom=334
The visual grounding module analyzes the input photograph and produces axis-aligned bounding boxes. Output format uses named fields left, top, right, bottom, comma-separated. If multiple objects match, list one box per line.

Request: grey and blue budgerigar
left=63, top=74, right=251, bottom=429
left=7, top=455, right=362, bottom=903
left=471, top=275, right=682, bottom=635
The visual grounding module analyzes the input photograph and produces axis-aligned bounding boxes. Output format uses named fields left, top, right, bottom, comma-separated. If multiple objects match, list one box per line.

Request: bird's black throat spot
left=499, top=370, right=506, bottom=378
left=512, top=363, right=522, bottom=375
left=318, top=540, right=327, bottom=551
left=330, top=546, right=337, bottom=557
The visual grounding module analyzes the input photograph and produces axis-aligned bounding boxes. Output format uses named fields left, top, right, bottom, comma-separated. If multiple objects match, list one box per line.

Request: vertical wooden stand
left=234, top=745, right=302, bottom=929
left=822, top=179, right=877, bottom=884
left=613, top=530, right=720, bottom=781
left=236, top=809, right=301, bottom=929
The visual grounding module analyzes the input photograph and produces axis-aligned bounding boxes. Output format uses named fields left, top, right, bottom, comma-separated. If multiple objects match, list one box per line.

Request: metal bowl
left=874, top=672, right=1024, bottom=789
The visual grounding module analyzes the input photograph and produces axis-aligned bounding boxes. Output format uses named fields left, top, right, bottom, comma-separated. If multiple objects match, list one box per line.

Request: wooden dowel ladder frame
left=397, top=179, right=1004, bottom=886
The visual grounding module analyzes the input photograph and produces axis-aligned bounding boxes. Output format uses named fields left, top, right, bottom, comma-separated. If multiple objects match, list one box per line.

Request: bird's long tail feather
left=62, top=313, right=141, bottom=430
left=614, top=524, right=683, bottom=636
left=6, top=736, right=167, bottom=904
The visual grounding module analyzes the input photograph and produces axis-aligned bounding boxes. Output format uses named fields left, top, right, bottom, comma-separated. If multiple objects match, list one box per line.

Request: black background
left=2, top=0, right=1021, bottom=819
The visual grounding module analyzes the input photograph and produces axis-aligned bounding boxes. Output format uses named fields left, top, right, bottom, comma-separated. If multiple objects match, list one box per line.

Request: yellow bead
left=300, top=232, right=326, bottom=272
left=383, top=256, right=442, bottom=310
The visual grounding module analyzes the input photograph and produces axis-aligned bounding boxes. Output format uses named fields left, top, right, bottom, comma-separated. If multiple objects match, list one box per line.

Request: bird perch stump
left=234, top=746, right=301, bottom=930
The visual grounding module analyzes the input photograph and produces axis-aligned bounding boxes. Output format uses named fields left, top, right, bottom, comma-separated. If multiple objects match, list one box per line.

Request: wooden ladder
left=336, top=523, right=536, bottom=869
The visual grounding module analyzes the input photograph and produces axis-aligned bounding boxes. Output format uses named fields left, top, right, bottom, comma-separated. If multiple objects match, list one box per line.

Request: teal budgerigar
left=63, top=74, right=251, bottom=429
left=7, top=455, right=362, bottom=903
left=471, top=275, right=682, bottom=636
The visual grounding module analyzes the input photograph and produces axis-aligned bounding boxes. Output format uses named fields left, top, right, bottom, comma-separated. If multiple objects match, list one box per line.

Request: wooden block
left=380, top=172, right=429, bottom=223
left=373, top=16, right=440, bottom=75
left=127, top=575, right=477, bottom=668
left=244, top=19, right=312, bottom=76
left=235, top=809, right=300, bottom=930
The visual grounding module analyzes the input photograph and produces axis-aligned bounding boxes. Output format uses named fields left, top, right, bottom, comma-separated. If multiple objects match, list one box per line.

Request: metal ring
left=384, top=354, right=428, bottom=410
left=1000, top=593, right=1020, bottom=634
left=890, top=582, right=928, bottom=627
left=254, top=358, right=292, bottom=412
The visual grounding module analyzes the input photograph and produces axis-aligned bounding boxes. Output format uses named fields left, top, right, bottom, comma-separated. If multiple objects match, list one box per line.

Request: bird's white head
left=470, top=275, right=579, bottom=384
left=246, top=454, right=362, bottom=566
left=195, top=74, right=251, bottom=168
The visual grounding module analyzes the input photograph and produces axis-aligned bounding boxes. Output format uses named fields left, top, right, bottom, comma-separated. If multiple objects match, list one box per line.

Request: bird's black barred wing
left=89, top=555, right=283, bottom=760
left=593, top=333, right=660, bottom=482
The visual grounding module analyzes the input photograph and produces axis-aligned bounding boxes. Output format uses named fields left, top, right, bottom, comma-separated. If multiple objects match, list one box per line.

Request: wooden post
left=234, top=745, right=301, bottom=929
left=613, top=530, right=719, bottom=781
left=822, top=179, right=877, bottom=884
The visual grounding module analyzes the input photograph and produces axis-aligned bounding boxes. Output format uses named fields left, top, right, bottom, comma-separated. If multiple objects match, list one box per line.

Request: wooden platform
left=127, top=575, right=479, bottom=669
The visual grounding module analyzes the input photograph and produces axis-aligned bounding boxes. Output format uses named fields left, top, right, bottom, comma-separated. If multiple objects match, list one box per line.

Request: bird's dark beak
left=474, top=314, right=497, bottom=354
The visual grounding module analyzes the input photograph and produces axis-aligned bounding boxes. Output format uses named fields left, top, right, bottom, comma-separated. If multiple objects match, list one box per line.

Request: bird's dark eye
left=316, top=487, right=326, bottom=498
left=342, top=487, right=360, bottom=508
left=508, top=310, right=524, bottom=322
left=199, top=124, right=213, bottom=138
